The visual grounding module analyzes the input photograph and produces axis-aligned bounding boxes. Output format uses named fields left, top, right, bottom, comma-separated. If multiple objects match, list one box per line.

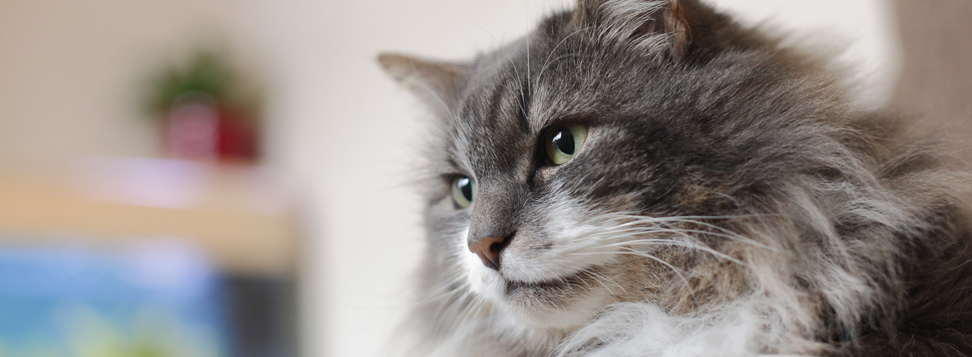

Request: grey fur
left=379, top=0, right=972, bottom=356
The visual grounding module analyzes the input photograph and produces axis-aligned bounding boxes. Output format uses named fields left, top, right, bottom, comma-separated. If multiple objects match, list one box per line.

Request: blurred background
left=0, top=1, right=966, bottom=357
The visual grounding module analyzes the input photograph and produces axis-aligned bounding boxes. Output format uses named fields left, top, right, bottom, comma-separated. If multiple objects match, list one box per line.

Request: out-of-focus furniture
left=0, top=157, right=301, bottom=357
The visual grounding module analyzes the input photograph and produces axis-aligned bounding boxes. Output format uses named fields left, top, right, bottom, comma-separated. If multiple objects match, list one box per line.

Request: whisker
left=582, top=267, right=627, bottom=295
left=618, top=248, right=699, bottom=308
left=601, top=238, right=747, bottom=266
left=415, top=276, right=471, bottom=304
left=537, top=53, right=589, bottom=85
left=596, top=213, right=778, bottom=251
left=461, top=15, right=530, bottom=120
left=575, top=269, right=598, bottom=293
left=536, top=26, right=593, bottom=87
left=525, top=0, right=531, bottom=101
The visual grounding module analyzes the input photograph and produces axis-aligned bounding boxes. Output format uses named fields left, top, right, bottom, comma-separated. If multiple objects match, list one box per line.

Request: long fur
left=379, top=0, right=972, bottom=356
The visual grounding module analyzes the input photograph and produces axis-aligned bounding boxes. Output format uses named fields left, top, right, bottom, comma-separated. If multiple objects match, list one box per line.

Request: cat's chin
left=464, top=249, right=615, bottom=328
left=496, top=273, right=607, bottom=329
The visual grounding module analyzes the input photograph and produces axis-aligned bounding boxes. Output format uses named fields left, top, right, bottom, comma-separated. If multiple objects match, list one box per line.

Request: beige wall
left=0, top=1, right=898, bottom=357
left=0, top=0, right=268, bottom=170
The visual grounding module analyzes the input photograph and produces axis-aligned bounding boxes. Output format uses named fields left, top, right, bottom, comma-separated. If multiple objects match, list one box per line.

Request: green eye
left=452, top=176, right=476, bottom=208
left=545, top=124, right=588, bottom=165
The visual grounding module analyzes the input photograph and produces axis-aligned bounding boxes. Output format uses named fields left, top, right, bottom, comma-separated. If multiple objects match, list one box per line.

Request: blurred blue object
left=0, top=238, right=229, bottom=357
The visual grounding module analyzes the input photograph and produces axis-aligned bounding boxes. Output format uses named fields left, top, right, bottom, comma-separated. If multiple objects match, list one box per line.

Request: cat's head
left=381, top=0, right=855, bottom=331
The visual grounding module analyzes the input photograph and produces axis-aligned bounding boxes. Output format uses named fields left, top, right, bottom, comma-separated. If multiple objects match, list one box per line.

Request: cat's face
left=382, top=0, right=833, bottom=331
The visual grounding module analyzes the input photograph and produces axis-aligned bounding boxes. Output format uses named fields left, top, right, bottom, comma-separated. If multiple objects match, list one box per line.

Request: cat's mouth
left=503, top=271, right=584, bottom=295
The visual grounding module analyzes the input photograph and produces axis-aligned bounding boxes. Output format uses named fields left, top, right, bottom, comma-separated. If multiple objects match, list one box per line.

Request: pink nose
left=468, top=236, right=508, bottom=270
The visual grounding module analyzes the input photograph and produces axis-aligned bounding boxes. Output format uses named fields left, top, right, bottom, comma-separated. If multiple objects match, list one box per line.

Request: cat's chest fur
left=379, top=1, right=972, bottom=356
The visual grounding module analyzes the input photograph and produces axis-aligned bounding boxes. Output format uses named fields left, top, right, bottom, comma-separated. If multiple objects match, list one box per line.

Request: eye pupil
left=552, top=128, right=575, bottom=155
left=544, top=124, right=588, bottom=166
left=458, top=177, right=473, bottom=201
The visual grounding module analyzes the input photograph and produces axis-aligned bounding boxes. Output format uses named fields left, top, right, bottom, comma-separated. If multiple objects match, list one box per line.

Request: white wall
left=0, top=1, right=898, bottom=357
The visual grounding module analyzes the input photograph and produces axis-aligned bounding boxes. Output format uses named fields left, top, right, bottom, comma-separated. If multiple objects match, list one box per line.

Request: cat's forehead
left=447, top=70, right=536, bottom=180
left=454, top=38, right=623, bottom=132
left=445, top=55, right=597, bottom=179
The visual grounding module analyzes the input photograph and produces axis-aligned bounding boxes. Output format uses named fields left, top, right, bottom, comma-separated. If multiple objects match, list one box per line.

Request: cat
left=378, top=0, right=972, bottom=356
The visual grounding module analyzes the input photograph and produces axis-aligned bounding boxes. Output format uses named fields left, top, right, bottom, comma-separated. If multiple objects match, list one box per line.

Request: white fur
left=501, top=193, right=623, bottom=284
left=554, top=298, right=817, bottom=357
left=460, top=193, right=629, bottom=328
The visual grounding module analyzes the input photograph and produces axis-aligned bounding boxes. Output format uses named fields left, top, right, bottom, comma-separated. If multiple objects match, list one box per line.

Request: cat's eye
left=452, top=176, right=476, bottom=208
left=545, top=124, right=588, bottom=165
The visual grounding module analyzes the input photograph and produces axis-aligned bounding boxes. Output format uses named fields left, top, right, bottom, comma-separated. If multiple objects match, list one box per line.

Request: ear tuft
left=378, top=53, right=466, bottom=106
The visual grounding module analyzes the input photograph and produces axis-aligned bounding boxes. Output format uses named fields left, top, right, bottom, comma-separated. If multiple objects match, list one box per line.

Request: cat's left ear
left=378, top=53, right=467, bottom=106
left=573, top=0, right=719, bottom=60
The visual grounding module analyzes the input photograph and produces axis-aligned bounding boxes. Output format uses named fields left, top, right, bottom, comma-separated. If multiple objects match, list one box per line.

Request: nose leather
left=468, top=235, right=510, bottom=270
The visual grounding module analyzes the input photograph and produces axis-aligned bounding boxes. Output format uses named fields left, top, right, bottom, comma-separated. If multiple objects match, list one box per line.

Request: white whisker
left=536, top=26, right=593, bottom=87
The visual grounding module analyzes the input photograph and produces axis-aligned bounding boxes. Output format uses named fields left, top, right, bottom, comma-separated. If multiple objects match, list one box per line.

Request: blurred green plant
left=141, top=49, right=240, bottom=117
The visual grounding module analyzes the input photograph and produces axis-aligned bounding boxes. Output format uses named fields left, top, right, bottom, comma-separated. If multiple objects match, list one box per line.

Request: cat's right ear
left=378, top=53, right=467, bottom=107
left=572, top=0, right=719, bottom=61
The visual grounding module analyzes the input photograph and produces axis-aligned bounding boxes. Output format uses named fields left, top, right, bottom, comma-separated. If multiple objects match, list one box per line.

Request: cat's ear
left=378, top=53, right=466, bottom=106
left=573, top=0, right=714, bottom=60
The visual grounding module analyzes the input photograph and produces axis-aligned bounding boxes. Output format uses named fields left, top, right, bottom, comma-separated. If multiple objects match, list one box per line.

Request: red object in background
left=216, top=108, right=258, bottom=160
left=164, top=102, right=258, bottom=162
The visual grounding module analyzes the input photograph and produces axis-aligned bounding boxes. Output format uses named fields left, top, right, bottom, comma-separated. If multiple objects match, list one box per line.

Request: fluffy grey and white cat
left=378, top=0, right=972, bottom=356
